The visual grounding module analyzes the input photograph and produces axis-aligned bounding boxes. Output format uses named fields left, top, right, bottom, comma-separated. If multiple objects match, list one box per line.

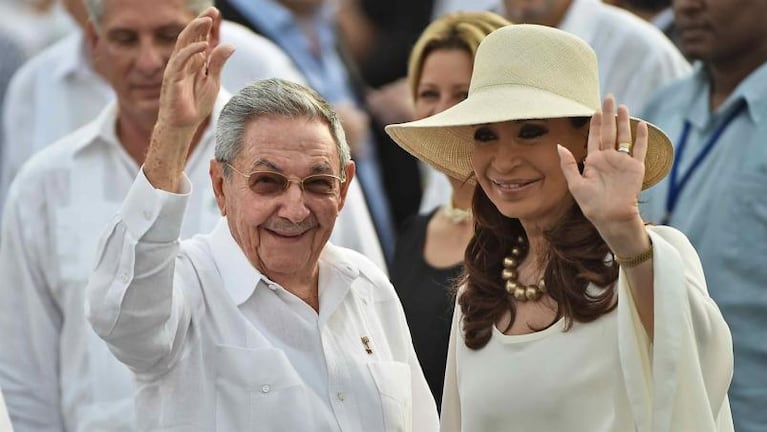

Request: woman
left=389, top=11, right=509, bottom=409
left=387, top=24, right=733, bottom=431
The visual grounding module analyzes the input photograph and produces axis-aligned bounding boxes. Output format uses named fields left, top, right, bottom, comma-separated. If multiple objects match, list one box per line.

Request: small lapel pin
left=361, top=336, right=373, bottom=355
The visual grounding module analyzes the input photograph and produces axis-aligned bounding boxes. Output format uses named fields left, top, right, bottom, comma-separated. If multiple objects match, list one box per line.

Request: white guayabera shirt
left=85, top=172, right=439, bottom=431
left=0, top=96, right=385, bottom=431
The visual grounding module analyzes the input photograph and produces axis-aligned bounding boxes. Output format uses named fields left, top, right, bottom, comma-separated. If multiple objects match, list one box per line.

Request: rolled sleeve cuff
left=122, top=168, right=192, bottom=243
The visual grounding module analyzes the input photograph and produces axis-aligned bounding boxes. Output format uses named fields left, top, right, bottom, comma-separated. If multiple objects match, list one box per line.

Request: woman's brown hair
left=459, top=118, right=619, bottom=349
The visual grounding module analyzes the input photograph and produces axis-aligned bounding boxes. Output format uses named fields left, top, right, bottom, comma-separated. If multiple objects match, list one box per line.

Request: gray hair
left=215, top=79, right=351, bottom=180
left=84, top=0, right=213, bottom=29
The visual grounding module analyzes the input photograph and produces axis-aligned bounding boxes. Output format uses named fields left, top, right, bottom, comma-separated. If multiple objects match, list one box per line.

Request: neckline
left=491, top=317, right=566, bottom=344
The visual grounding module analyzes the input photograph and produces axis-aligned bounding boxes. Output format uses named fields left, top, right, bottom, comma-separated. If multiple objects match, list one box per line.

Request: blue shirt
left=640, top=61, right=767, bottom=432
left=226, top=0, right=355, bottom=105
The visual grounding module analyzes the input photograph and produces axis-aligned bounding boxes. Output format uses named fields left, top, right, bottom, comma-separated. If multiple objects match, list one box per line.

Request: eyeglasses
left=226, top=163, right=344, bottom=196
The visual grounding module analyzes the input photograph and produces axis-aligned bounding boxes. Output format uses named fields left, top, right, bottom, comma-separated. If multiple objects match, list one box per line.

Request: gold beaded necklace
left=501, top=236, right=546, bottom=302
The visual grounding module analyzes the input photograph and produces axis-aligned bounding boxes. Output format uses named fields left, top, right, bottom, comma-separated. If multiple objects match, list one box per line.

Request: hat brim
left=385, top=87, right=673, bottom=190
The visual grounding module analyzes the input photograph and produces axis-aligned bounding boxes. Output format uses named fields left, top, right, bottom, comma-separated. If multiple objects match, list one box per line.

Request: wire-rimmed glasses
left=226, top=163, right=345, bottom=196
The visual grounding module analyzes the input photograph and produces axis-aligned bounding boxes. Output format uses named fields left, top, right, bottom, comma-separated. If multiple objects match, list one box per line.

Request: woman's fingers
left=587, top=111, right=602, bottom=156
left=633, top=121, right=649, bottom=165
left=557, top=144, right=582, bottom=190
left=600, top=95, right=617, bottom=151
left=616, top=104, right=632, bottom=153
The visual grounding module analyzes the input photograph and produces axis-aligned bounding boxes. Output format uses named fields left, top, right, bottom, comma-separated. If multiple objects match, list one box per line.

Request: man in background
left=639, top=0, right=767, bottom=430
left=502, top=0, right=689, bottom=112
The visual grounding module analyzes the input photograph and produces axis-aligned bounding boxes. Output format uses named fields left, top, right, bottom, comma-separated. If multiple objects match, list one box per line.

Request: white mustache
left=262, top=218, right=317, bottom=236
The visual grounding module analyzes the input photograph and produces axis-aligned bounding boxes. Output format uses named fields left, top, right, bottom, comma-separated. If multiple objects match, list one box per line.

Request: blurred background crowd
left=0, top=0, right=765, bottom=431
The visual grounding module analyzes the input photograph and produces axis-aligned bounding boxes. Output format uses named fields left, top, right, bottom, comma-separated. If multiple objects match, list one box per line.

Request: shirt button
left=261, top=384, right=271, bottom=393
left=336, top=392, right=345, bottom=401
left=119, top=273, right=130, bottom=283
left=142, top=209, right=153, bottom=221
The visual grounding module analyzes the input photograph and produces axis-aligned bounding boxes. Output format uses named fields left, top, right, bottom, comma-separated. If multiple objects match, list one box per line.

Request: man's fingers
left=173, top=16, right=213, bottom=56
left=165, top=41, right=208, bottom=80
left=198, top=6, right=220, bottom=22
left=207, top=44, right=235, bottom=79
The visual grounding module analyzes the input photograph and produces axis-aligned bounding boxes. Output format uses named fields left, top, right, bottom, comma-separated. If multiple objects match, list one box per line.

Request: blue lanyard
left=663, top=102, right=747, bottom=224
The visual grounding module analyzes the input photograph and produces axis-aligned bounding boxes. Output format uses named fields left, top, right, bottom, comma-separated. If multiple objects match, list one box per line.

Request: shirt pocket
left=723, top=174, right=767, bottom=274
left=55, top=204, right=118, bottom=282
left=368, top=361, right=413, bottom=432
left=214, top=344, right=311, bottom=431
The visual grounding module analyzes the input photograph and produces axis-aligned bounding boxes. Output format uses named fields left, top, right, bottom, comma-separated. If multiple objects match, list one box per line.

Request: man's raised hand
left=158, top=7, right=235, bottom=131
left=144, top=7, right=234, bottom=193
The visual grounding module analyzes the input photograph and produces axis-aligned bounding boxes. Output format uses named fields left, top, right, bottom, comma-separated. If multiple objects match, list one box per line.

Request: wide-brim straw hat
left=385, top=24, right=673, bottom=190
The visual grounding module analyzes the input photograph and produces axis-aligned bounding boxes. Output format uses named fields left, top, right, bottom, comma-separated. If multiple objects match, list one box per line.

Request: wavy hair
left=407, top=11, right=511, bottom=102
left=459, top=118, right=619, bottom=350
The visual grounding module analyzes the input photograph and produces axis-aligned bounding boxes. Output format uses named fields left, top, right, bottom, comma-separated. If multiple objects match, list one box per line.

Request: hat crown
left=470, top=24, right=601, bottom=112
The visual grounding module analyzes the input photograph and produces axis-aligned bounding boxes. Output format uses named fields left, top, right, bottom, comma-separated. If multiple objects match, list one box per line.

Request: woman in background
left=389, top=11, right=509, bottom=409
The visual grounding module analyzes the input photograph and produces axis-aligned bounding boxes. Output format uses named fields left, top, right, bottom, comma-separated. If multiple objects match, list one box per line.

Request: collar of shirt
left=686, top=61, right=767, bottom=128
left=52, top=30, right=100, bottom=83
left=207, top=217, right=264, bottom=305
left=69, top=91, right=229, bottom=157
left=206, top=217, right=364, bottom=318
left=67, top=101, right=120, bottom=156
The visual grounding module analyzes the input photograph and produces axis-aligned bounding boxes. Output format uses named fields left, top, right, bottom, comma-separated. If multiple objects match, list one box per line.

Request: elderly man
left=85, top=8, right=438, bottom=431
left=0, top=2, right=384, bottom=432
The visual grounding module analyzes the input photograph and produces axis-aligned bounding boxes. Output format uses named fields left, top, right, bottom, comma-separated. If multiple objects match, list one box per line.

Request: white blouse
left=440, top=226, right=734, bottom=432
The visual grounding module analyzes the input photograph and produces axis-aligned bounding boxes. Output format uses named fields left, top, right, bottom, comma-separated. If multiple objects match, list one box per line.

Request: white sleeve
left=439, top=302, right=462, bottom=432
left=0, top=174, right=65, bottom=432
left=85, top=169, right=194, bottom=375
left=0, top=65, right=35, bottom=217
left=617, top=226, right=733, bottom=432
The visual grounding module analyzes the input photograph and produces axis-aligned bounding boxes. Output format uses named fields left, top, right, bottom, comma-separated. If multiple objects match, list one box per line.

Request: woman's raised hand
left=557, top=95, right=648, bottom=246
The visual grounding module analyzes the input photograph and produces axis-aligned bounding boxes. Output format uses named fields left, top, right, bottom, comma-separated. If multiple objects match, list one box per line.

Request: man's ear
left=84, top=20, right=100, bottom=53
left=337, top=161, right=356, bottom=212
left=210, top=159, right=227, bottom=216
left=85, top=20, right=110, bottom=78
